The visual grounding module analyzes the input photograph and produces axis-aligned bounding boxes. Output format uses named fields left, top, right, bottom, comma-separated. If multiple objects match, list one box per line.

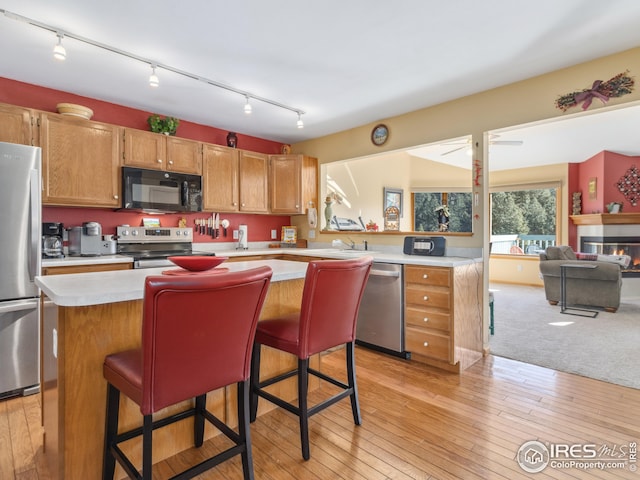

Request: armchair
left=539, top=246, right=622, bottom=313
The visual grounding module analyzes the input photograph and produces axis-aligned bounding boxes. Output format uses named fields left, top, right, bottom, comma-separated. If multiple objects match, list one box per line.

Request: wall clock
left=371, top=124, right=389, bottom=146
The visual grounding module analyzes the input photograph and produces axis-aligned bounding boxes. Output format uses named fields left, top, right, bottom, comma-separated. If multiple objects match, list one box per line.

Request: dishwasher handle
left=369, top=269, right=401, bottom=278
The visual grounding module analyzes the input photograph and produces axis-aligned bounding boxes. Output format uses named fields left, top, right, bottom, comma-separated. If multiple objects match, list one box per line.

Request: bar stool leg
left=346, top=342, right=361, bottom=425
left=142, top=415, right=153, bottom=480
left=249, top=343, right=262, bottom=423
left=298, top=358, right=310, bottom=460
left=237, top=380, right=254, bottom=480
left=102, top=384, right=120, bottom=480
left=194, top=394, right=206, bottom=447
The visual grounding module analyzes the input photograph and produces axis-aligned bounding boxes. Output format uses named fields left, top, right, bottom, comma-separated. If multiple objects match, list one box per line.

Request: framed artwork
left=588, top=177, right=597, bottom=200
left=281, top=226, right=297, bottom=244
left=383, top=187, right=403, bottom=217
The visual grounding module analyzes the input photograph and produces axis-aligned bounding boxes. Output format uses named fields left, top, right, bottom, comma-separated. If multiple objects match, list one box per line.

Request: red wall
left=2, top=77, right=293, bottom=242
left=578, top=151, right=640, bottom=214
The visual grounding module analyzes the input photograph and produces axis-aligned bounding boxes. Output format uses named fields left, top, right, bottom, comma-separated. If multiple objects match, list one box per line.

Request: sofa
left=538, top=246, right=622, bottom=312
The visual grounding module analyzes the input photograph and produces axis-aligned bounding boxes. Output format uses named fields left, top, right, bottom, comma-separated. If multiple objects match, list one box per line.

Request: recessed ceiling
left=1, top=1, right=640, bottom=144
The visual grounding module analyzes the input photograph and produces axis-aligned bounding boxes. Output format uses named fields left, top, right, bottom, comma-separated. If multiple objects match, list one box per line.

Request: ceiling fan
left=441, top=134, right=523, bottom=155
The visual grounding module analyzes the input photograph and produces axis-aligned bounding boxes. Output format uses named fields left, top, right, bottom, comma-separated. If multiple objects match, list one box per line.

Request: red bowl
left=168, top=256, right=228, bottom=272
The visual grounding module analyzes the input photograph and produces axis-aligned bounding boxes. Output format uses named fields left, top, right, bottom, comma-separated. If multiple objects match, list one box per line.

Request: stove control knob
left=176, top=230, right=181, bottom=236
left=120, top=229, right=129, bottom=236
left=131, top=229, right=139, bottom=237
left=183, top=230, right=190, bottom=237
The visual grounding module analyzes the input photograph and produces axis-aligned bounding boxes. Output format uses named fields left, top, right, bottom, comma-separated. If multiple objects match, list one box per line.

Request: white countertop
left=43, top=248, right=480, bottom=269
left=36, top=259, right=308, bottom=307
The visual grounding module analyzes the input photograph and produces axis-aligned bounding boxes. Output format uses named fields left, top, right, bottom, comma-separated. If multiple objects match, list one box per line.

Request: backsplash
left=43, top=206, right=291, bottom=243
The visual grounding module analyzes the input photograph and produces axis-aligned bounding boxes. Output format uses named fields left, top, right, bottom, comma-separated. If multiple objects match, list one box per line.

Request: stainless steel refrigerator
left=0, top=141, right=42, bottom=398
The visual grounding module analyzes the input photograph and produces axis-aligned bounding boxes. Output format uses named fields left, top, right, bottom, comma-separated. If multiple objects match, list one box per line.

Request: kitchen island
left=35, top=259, right=315, bottom=480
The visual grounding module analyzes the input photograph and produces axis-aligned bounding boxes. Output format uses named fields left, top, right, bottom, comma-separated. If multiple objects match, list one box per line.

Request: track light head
left=296, top=113, right=304, bottom=129
left=244, top=95, right=252, bottom=114
left=53, top=33, right=66, bottom=61
left=149, top=65, right=159, bottom=87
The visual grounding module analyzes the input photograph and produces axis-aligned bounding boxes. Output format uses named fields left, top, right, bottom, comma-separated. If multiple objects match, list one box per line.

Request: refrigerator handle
left=29, top=168, right=42, bottom=281
left=0, top=298, right=39, bottom=314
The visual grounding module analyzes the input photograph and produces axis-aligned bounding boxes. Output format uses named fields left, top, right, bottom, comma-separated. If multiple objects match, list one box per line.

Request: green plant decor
left=147, top=114, right=180, bottom=135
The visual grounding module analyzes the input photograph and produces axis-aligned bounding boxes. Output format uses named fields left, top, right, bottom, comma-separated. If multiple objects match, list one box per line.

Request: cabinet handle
left=242, top=203, right=245, bottom=207
left=423, top=342, right=429, bottom=347
left=423, top=295, right=429, bottom=301
left=168, top=160, right=174, bottom=165
left=157, top=159, right=162, bottom=163
left=113, top=195, right=119, bottom=200
left=423, top=317, right=429, bottom=322
left=233, top=202, right=237, bottom=206
left=423, top=274, right=429, bottom=279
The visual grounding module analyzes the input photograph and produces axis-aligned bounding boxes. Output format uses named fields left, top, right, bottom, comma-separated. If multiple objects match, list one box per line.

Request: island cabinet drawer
left=405, top=327, right=451, bottom=362
left=405, top=265, right=451, bottom=287
left=405, top=306, right=450, bottom=333
left=405, top=285, right=450, bottom=310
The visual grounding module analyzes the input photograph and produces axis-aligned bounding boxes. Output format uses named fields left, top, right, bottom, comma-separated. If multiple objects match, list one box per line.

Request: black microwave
left=121, top=167, right=202, bottom=213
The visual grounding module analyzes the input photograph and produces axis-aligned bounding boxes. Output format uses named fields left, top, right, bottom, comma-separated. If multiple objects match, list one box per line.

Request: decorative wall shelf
left=570, top=213, right=640, bottom=225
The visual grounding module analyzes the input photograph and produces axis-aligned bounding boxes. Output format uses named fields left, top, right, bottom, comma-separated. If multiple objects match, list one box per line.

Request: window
left=490, top=183, right=559, bottom=255
left=413, top=191, right=472, bottom=233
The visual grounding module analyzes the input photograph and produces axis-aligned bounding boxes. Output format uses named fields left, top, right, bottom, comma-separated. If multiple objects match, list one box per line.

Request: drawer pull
left=423, top=317, right=429, bottom=322
left=423, top=295, right=429, bottom=301
left=423, top=342, right=429, bottom=347
left=423, top=274, right=428, bottom=279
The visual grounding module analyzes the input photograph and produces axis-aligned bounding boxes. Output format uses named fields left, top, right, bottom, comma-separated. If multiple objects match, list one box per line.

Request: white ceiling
left=1, top=0, right=640, bottom=149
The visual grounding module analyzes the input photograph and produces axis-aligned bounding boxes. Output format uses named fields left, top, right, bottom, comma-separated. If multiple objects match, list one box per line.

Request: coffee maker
left=42, top=222, right=65, bottom=258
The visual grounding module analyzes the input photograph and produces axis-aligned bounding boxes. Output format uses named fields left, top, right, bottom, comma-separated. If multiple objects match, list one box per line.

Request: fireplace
left=580, top=236, right=640, bottom=277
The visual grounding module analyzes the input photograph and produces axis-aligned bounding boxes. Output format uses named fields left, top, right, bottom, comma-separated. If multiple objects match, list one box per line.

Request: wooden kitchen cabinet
left=0, top=103, right=37, bottom=146
left=40, top=113, right=122, bottom=208
left=239, top=151, right=269, bottom=213
left=404, top=263, right=483, bottom=372
left=123, top=128, right=202, bottom=174
left=269, top=154, right=318, bottom=214
left=202, top=143, right=239, bottom=211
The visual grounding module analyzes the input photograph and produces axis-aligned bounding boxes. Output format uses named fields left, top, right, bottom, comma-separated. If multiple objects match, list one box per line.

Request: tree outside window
left=490, top=186, right=558, bottom=254
left=414, top=192, right=472, bottom=232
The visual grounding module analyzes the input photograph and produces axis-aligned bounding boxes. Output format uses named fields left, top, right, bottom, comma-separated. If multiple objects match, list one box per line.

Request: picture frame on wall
left=588, top=177, right=597, bottom=200
left=384, top=187, right=403, bottom=217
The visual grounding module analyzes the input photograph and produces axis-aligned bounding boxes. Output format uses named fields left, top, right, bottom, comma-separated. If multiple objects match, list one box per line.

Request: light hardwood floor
left=2, top=347, right=639, bottom=479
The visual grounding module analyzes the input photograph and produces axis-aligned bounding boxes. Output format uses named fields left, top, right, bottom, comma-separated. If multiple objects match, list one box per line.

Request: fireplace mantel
left=570, top=213, right=640, bottom=226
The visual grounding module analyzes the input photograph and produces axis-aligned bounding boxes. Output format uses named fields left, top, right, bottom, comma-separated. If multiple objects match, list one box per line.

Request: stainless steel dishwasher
left=355, top=262, right=409, bottom=358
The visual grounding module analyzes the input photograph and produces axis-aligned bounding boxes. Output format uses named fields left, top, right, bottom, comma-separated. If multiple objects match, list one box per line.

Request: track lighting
left=149, top=65, right=159, bottom=87
left=4, top=9, right=306, bottom=129
left=53, top=33, right=66, bottom=60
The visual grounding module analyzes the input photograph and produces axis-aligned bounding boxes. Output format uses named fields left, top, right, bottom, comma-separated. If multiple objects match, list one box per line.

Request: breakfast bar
left=35, top=259, right=314, bottom=480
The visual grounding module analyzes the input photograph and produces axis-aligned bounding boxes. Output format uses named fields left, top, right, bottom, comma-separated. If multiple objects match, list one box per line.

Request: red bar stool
left=102, top=266, right=272, bottom=480
left=250, top=256, right=373, bottom=460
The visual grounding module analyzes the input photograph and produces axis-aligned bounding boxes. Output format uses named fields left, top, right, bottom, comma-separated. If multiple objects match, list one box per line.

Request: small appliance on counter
left=42, top=222, right=65, bottom=258
left=403, top=236, right=446, bottom=256
left=68, top=222, right=103, bottom=256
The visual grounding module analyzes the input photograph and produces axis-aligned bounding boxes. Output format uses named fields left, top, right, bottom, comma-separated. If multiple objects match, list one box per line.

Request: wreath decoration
left=555, top=70, right=634, bottom=112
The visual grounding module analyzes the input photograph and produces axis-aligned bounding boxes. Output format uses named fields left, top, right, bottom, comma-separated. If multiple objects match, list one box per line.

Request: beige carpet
left=488, top=282, right=640, bottom=390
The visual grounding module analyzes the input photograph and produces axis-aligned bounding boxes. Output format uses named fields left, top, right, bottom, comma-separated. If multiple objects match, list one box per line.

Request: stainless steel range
left=116, top=226, right=214, bottom=269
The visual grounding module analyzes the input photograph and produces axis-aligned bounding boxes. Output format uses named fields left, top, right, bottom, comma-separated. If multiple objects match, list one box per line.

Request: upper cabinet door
left=202, top=143, right=239, bottom=211
left=165, top=136, right=202, bottom=174
left=122, top=128, right=166, bottom=170
left=40, top=113, right=121, bottom=208
left=239, top=151, right=269, bottom=213
left=0, top=104, right=36, bottom=146
left=269, top=154, right=318, bottom=214
left=123, top=129, right=202, bottom=174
